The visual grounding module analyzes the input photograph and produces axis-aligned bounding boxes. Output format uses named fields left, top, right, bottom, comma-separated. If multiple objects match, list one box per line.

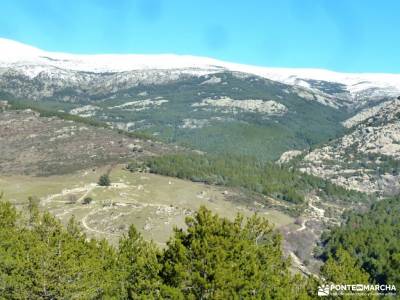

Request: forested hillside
left=319, top=197, right=400, bottom=288
left=0, top=196, right=320, bottom=299
left=131, top=153, right=370, bottom=207
left=1, top=69, right=350, bottom=161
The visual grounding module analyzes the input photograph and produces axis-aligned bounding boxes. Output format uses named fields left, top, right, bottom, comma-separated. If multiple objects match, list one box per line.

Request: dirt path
left=81, top=208, right=120, bottom=237
left=76, top=184, right=96, bottom=203
left=41, top=183, right=97, bottom=206
left=295, top=219, right=307, bottom=232
left=308, top=197, right=325, bottom=218
left=293, top=196, right=324, bottom=233
left=289, top=251, right=311, bottom=276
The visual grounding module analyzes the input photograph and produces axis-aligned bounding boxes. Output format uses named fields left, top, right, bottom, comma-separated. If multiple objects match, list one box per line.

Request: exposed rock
left=278, top=150, right=303, bottom=164
left=70, top=105, right=100, bottom=118
left=192, top=97, right=287, bottom=115
left=299, top=99, right=400, bottom=195
left=343, top=99, right=400, bottom=128
left=109, top=98, right=168, bottom=111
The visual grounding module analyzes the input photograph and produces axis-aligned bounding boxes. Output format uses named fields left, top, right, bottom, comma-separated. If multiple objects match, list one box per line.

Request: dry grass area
left=0, top=109, right=294, bottom=246
left=0, top=165, right=294, bottom=245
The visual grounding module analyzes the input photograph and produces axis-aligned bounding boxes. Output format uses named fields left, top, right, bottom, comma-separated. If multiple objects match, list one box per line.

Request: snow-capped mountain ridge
left=1, top=37, right=399, bottom=83
left=1, top=37, right=399, bottom=108
left=0, top=38, right=225, bottom=75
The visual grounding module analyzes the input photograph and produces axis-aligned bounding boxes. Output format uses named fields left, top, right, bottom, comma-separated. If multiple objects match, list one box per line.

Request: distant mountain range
left=1, top=37, right=400, bottom=108
left=1, top=38, right=399, bottom=168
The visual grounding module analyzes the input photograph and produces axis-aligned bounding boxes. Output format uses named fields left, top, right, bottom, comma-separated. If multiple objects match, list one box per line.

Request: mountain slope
left=293, top=98, right=400, bottom=195
left=1, top=38, right=399, bottom=161
left=0, top=108, right=172, bottom=175
left=1, top=38, right=400, bottom=107
left=4, top=71, right=349, bottom=161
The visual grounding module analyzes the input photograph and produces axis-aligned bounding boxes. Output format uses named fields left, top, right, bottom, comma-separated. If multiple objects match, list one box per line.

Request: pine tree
left=320, top=247, right=374, bottom=300
left=118, top=225, right=183, bottom=299
left=98, top=174, right=111, bottom=186
left=160, top=206, right=314, bottom=299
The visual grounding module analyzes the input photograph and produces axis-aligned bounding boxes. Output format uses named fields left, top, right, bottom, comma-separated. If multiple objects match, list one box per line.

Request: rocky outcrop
left=192, top=97, right=288, bottom=115
left=297, top=99, right=400, bottom=195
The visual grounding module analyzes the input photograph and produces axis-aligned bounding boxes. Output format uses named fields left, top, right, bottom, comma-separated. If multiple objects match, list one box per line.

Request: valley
left=0, top=38, right=399, bottom=296
left=0, top=105, right=357, bottom=276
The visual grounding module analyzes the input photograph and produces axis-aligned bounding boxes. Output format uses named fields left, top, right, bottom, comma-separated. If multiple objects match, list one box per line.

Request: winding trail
left=81, top=208, right=120, bottom=237
left=76, top=184, right=96, bottom=203
left=295, top=219, right=307, bottom=232
left=41, top=183, right=97, bottom=206
left=289, top=251, right=311, bottom=276
left=308, top=198, right=325, bottom=218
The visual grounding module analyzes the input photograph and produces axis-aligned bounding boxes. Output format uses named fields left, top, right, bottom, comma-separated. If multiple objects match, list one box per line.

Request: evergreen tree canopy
left=2, top=196, right=380, bottom=299
left=160, top=207, right=316, bottom=299
left=0, top=198, right=321, bottom=299
left=98, top=174, right=111, bottom=187
left=0, top=200, right=124, bottom=299
left=319, top=197, right=400, bottom=288
left=132, top=153, right=369, bottom=208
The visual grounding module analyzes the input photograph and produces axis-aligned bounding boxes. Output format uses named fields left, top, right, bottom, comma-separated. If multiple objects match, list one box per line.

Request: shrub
left=83, top=197, right=93, bottom=205
left=98, top=174, right=111, bottom=186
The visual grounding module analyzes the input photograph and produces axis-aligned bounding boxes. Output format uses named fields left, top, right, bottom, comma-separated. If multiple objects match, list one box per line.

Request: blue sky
left=1, top=0, right=399, bottom=73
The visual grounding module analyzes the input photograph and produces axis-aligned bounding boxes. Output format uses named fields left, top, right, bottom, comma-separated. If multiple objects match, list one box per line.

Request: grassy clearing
left=0, top=165, right=294, bottom=245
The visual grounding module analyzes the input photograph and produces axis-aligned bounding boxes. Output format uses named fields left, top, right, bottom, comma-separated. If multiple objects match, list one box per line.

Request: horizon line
left=1, top=37, right=400, bottom=77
